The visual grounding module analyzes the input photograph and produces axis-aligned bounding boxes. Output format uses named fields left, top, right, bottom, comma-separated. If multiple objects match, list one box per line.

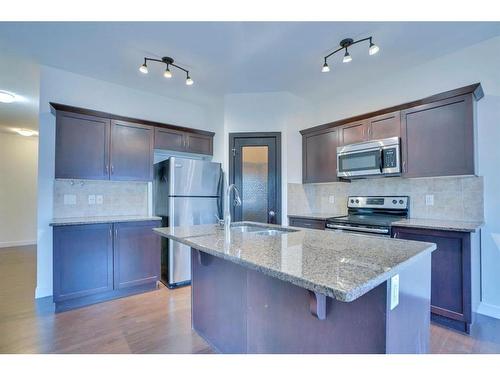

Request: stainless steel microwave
left=337, top=137, right=401, bottom=179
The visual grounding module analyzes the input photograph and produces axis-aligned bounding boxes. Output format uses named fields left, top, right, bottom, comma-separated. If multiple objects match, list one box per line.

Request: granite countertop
left=154, top=222, right=436, bottom=302
left=50, top=215, right=162, bottom=226
left=392, top=218, right=483, bottom=233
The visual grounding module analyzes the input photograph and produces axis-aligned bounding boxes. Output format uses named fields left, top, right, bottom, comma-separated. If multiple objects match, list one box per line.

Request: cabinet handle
left=111, top=164, right=114, bottom=174
left=393, top=232, right=398, bottom=239
left=402, top=161, right=406, bottom=173
left=109, top=227, right=112, bottom=239
left=115, top=228, right=118, bottom=238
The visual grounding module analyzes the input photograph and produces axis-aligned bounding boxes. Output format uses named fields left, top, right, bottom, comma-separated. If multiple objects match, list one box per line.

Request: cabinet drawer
left=289, top=217, right=326, bottom=230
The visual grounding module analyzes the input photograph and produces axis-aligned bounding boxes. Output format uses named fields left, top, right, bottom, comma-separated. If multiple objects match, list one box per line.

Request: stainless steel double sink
left=230, top=223, right=298, bottom=236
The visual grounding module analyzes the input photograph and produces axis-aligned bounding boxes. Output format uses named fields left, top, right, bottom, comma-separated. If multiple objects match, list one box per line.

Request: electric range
left=326, top=196, right=409, bottom=236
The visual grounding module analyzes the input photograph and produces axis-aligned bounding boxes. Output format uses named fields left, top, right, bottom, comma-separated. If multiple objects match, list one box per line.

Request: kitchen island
left=154, top=222, right=436, bottom=354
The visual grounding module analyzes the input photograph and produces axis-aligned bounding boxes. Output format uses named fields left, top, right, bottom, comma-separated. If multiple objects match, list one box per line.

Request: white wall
left=36, top=65, right=224, bottom=298
left=0, top=133, right=38, bottom=247
left=223, top=92, right=313, bottom=223
left=294, top=35, right=500, bottom=317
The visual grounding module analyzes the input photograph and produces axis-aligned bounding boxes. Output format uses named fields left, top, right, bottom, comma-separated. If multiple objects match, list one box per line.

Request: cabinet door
left=110, top=120, right=154, bottom=181
left=401, top=94, right=474, bottom=178
left=368, top=111, right=401, bottom=140
left=113, top=221, right=161, bottom=290
left=186, top=133, right=213, bottom=155
left=53, top=224, right=113, bottom=302
left=392, top=227, right=471, bottom=324
left=302, top=128, right=339, bottom=183
left=55, top=111, right=110, bottom=179
left=340, top=120, right=369, bottom=145
left=154, top=127, right=186, bottom=152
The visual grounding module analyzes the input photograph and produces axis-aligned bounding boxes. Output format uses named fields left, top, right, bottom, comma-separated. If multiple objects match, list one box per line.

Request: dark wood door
left=186, top=133, right=213, bottom=155
left=340, top=120, right=369, bottom=145
left=303, top=128, right=339, bottom=183
left=110, top=120, right=154, bottom=181
left=401, top=94, right=474, bottom=177
left=113, top=221, right=161, bottom=290
left=53, top=224, right=113, bottom=302
left=230, top=133, right=281, bottom=224
left=55, top=111, right=110, bottom=179
left=368, top=111, right=401, bottom=139
left=392, top=227, right=471, bottom=327
left=154, top=127, right=185, bottom=152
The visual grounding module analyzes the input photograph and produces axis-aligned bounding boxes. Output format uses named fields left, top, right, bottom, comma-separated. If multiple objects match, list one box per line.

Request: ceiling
left=1, top=22, right=500, bottom=132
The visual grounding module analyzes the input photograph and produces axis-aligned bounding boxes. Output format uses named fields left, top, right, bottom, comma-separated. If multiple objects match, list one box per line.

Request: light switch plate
left=425, top=194, right=434, bottom=206
left=63, top=194, right=76, bottom=205
left=390, top=274, right=400, bottom=310
left=328, top=195, right=335, bottom=204
left=88, top=195, right=96, bottom=205
left=96, top=195, right=103, bottom=205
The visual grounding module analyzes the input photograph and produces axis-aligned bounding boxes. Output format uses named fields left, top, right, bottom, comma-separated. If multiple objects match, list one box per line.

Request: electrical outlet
left=328, top=195, right=335, bottom=204
left=390, top=274, right=400, bottom=310
left=63, top=194, right=76, bottom=205
left=425, top=194, right=434, bottom=206
left=88, top=194, right=96, bottom=205
left=96, top=195, right=103, bottom=205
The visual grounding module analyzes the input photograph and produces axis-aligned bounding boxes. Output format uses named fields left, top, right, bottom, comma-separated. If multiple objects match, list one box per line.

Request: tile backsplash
left=288, top=176, right=484, bottom=222
left=54, top=179, right=149, bottom=218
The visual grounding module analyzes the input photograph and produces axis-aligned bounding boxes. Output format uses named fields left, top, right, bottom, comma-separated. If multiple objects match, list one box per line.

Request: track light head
left=163, top=66, right=172, bottom=79
left=369, top=41, right=380, bottom=56
left=342, top=49, right=352, bottom=63
left=321, top=61, right=330, bottom=73
left=186, top=75, right=194, bottom=86
left=139, top=63, right=148, bottom=74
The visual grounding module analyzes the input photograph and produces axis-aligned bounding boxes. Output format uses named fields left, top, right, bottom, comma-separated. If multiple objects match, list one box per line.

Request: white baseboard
left=35, top=286, right=53, bottom=299
left=0, top=240, right=37, bottom=248
left=477, top=302, right=500, bottom=319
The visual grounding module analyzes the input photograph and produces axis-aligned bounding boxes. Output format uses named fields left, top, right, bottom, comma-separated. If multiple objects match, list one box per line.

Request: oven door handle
left=326, top=224, right=389, bottom=234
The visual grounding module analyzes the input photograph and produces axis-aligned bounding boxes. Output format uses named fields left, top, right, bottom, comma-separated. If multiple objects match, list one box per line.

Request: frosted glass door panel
left=241, top=146, right=269, bottom=222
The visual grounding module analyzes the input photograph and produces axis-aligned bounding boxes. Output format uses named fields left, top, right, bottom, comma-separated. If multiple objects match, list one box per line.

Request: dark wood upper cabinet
left=110, top=120, right=154, bottom=181
left=55, top=111, right=110, bottom=180
left=303, top=128, right=339, bottom=183
left=401, top=94, right=475, bottom=178
left=154, top=127, right=213, bottom=155
left=186, top=133, right=213, bottom=155
left=53, top=223, right=113, bottom=302
left=339, top=120, right=369, bottom=145
left=113, top=221, right=161, bottom=290
left=368, top=111, right=401, bottom=139
left=154, top=127, right=185, bottom=152
left=300, top=84, right=482, bottom=182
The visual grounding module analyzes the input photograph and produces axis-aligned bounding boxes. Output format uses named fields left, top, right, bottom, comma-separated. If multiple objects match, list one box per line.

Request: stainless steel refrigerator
left=154, top=157, right=222, bottom=288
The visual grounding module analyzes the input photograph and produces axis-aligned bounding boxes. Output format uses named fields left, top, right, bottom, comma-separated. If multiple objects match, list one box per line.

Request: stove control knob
left=355, top=199, right=359, bottom=203
left=399, top=200, right=404, bottom=204
left=350, top=199, right=354, bottom=203
left=392, top=199, right=397, bottom=204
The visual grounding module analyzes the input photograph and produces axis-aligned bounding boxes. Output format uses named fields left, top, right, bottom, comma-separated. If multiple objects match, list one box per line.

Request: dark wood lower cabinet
left=53, top=220, right=161, bottom=312
left=114, top=221, right=161, bottom=289
left=288, top=217, right=326, bottom=230
left=391, top=226, right=480, bottom=333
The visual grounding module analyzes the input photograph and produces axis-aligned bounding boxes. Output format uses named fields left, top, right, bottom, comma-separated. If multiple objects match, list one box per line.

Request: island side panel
left=191, top=249, right=247, bottom=353
left=245, top=270, right=388, bottom=354
left=385, top=252, right=432, bottom=354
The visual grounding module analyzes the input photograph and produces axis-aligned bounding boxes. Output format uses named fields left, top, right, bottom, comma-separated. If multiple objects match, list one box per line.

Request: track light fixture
left=139, top=56, right=193, bottom=86
left=321, top=37, right=379, bottom=72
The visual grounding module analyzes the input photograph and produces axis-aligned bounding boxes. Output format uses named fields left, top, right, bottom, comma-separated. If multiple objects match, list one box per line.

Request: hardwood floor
left=1, top=245, right=499, bottom=354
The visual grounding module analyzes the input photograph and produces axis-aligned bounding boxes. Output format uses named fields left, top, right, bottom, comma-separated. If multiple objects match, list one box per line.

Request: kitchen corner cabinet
left=110, top=120, right=154, bottom=181
left=302, top=127, right=339, bottom=183
left=53, top=220, right=161, bottom=312
left=391, top=226, right=480, bottom=333
left=401, top=94, right=475, bottom=178
left=154, top=127, right=213, bottom=155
